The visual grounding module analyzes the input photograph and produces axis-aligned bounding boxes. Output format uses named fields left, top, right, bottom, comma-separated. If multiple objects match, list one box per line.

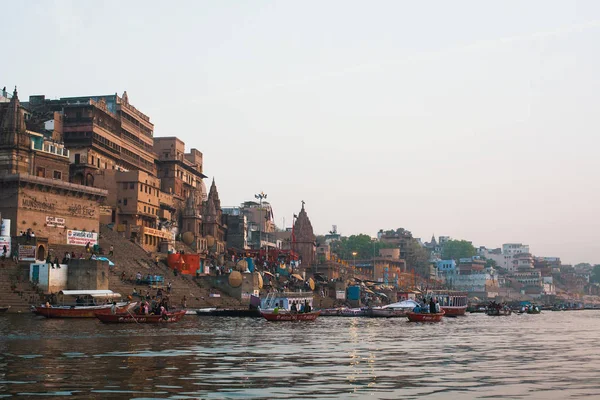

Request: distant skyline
left=4, top=1, right=600, bottom=264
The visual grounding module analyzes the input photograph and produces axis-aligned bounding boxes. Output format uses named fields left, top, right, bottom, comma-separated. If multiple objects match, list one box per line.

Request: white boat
left=369, top=299, right=420, bottom=318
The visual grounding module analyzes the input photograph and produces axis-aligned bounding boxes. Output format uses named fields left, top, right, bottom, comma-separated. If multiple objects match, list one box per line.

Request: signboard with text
left=66, top=230, right=98, bottom=247
left=46, top=216, right=65, bottom=228
left=19, top=245, right=36, bottom=261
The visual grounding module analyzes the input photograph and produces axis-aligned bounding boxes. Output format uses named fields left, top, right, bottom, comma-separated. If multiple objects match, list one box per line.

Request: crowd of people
left=413, top=297, right=442, bottom=314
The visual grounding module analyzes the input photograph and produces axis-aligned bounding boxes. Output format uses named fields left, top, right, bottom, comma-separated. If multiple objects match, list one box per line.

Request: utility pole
left=254, top=191, right=267, bottom=257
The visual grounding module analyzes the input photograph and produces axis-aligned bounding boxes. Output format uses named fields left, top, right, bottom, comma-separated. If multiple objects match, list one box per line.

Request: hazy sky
left=4, top=1, right=600, bottom=264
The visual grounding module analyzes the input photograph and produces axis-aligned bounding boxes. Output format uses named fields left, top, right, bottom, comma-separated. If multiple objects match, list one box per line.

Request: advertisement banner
left=46, top=216, right=65, bottom=228
left=0, top=236, right=11, bottom=257
left=19, top=245, right=36, bottom=261
left=66, top=230, right=98, bottom=247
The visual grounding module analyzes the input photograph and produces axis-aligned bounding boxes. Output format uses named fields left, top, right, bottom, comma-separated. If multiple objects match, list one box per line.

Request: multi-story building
left=154, top=137, right=206, bottom=202
left=378, top=228, right=413, bottom=260
left=57, top=92, right=157, bottom=184
left=224, top=201, right=277, bottom=251
left=436, top=259, right=457, bottom=283
left=0, top=88, right=107, bottom=259
left=513, top=252, right=534, bottom=271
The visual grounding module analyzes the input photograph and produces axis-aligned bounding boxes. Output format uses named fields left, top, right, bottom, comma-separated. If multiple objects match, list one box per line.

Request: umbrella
left=291, top=273, right=304, bottom=281
left=263, top=271, right=275, bottom=277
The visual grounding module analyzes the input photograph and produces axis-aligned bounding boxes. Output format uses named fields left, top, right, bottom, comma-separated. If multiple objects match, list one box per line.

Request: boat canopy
left=383, top=299, right=420, bottom=309
left=291, top=273, right=304, bottom=280
left=58, top=290, right=121, bottom=299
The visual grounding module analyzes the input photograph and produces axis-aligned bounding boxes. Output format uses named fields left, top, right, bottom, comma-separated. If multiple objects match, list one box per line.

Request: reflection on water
left=1, top=312, right=600, bottom=399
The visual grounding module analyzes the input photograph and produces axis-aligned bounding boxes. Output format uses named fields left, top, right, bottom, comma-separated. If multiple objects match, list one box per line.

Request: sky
left=3, top=1, right=600, bottom=264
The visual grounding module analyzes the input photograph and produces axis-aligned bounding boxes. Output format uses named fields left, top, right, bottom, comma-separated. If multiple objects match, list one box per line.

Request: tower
left=293, top=201, right=316, bottom=266
left=0, top=88, right=31, bottom=175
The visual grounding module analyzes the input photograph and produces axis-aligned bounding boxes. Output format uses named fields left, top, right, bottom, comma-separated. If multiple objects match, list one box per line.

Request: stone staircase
left=0, top=259, right=45, bottom=313
left=98, top=225, right=241, bottom=309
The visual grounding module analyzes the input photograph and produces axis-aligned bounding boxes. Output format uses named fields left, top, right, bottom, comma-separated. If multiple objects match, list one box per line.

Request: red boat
left=32, top=290, right=131, bottom=318
left=406, top=310, right=445, bottom=322
left=95, top=310, right=186, bottom=323
left=260, top=310, right=320, bottom=321
left=33, top=303, right=133, bottom=318
left=431, top=290, right=467, bottom=316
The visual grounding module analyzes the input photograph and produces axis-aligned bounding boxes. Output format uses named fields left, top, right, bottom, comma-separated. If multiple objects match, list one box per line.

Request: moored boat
left=406, top=310, right=445, bottom=322
left=368, top=308, right=409, bottom=318
left=430, top=290, right=467, bottom=316
left=196, top=308, right=261, bottom=317
left=260, top=310, right=320, bottom=322
left=0, top=306, right=10, bottom=313
left=369, top=299, right=419, bottom=318
left=486, top=307, right=512, bottom=316
left=95, top=309, right=186, bottom=323
left=32, top=290, right=131, bottom=318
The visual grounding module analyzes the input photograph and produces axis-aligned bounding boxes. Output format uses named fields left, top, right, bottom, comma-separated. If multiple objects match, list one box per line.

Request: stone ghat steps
left=98, top=225, right=241, bottom=309
left=0, top=260, right=43, bottom=313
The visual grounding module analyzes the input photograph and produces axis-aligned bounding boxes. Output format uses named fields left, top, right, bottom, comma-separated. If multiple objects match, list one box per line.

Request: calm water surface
left=0, top=311, right=599, bottom=399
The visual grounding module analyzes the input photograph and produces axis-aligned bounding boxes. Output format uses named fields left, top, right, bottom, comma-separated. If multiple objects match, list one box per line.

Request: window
left=144, top=206, right=147, bottom=213
left=140, top=184, right=143, bottom=192
left=123, top=199, right=128, bottom=206
left=74, top=154, right=80, bottom=164
left=123, top=183, right=128, bottom=190
left=129, top=183, right=134, bottom=189
left=53, top=171, right=62, bottom=180
left=36, top=167, right=45, bottom=177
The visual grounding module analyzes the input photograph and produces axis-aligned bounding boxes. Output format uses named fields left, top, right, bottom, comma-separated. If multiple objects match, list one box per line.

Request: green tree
left=590, top=265, right=600, bottom=284
left=405, top=238, right=431, bottom=276
left=330, top=234, right=395, bottom=260
left=441, top=240, right=476, bottom=261
left=484, top=258, right=497, bottom=269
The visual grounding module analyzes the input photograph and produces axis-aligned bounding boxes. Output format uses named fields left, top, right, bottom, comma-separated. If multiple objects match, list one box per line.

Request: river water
left=1, top=311, right=599, bottom=399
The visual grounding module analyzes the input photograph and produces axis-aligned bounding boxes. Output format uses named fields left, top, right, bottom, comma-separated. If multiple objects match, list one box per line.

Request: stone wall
left=16, top=187, right=99, bottom=244
left=66, top=259, right=109, bottom=290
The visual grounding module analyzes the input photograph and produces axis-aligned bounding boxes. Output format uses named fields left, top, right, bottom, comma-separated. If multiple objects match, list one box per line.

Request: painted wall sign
left=19, top=245, right=36, bottom=261
left=46, top=216, right=66, bottom=228
left=67, top=204, right=96, bottom=217
left=22, top=197, right=55, bottom=211
left=66, top=230, right=98, bottom=246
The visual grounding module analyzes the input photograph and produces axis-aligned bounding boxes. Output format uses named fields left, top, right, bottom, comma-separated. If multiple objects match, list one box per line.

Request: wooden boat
left=430, top=290, right=468, bottom=316
left=368, top=307, right=409, bottom=318
left=318, top=307, right=348, bottom=317
left=196, top=308, right=261, bottom=317
left=33, top=303, right=133, bottom=318
left=406, top=310, right=445, bottom=322
left=0, top=306, right=10, bottom=313
left=486, top=307, right=512, bottom=316
left=527, top=308, right=541, bottom=314
left=260, top=310, right=320, bottom=321
left=32, top=290, right=131, bottom=318
left=95, top=309, right=186, bottom=323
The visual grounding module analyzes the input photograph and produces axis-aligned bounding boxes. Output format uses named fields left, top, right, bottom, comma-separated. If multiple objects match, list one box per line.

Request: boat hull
left=95, top=310, right=186, bottom=323
left=369, top=308, right=409, bottom=318
left=32, top=302, right=132, bottom=318
left=260, top=311, right=320, bottom=321
left=441, top=306, right=467, bottom=316
left=196, top=308, right=261, bottom=317
left=0, top=306, right=10, bottom=313
left=486, top=309, right=512, bottom=316
left=406, top=311, right=445, bottom=322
